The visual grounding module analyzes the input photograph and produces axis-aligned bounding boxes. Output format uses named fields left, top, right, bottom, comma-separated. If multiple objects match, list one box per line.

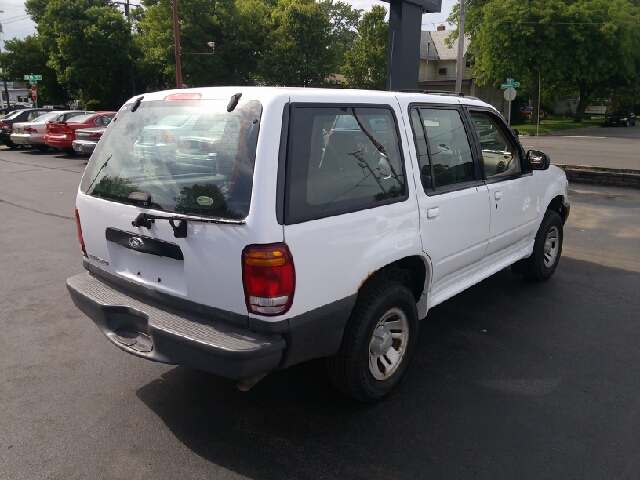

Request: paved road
left=520, top=124, right=640, bottom=171
left=1, top=147, right=639, bottom=479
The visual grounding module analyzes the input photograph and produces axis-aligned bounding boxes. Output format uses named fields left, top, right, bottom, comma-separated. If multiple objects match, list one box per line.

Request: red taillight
left=159, top=130, right=175, bottom=144
left=75, top=208, right=88, bottom=258
left=89, top=132, right=102, bottom=139
left=0, top=122, right=9, bottom=130
left=242, top=243, right=295, bottom=316
left=25, top=127, right=37, bottom=133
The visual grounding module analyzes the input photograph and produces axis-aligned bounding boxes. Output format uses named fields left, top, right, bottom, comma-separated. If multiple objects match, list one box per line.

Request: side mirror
left=526, top=149, right=550, bottom=170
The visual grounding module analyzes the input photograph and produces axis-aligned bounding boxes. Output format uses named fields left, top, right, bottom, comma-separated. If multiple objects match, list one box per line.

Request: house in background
left=418, top=28, right=507, bottom=117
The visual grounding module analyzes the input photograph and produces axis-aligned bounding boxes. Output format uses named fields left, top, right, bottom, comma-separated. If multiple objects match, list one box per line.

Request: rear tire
left=36, top=145, right=49, bottom=152
left=64, top=147, right=76, bottom=156
left=4, top=140, right=17, bottom=149
left=326, top=281, right=418, bottom=402
left=512, top=210, right=563, bottom=281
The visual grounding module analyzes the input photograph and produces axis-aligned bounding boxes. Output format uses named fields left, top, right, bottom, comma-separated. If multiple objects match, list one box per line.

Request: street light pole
left=172, top=0, right=182, bottom=89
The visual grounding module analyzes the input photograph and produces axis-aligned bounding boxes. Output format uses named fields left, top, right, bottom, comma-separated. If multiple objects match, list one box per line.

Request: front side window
left=285, top=105, right=406, bottom=223
left=81, top=99, right=262, bottom=220
left=411, top=107, right=476, bottom=190
left=469, top=112, right=520, bottom=178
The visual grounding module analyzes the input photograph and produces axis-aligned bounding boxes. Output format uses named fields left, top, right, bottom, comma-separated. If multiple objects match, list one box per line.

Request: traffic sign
left=501, top=82, right=520, bottom=89
left=504, top=87, right=517, bottom=101
left=32, top=93, right=38, bottom=102
left=23, top=74, right=43, bottom=82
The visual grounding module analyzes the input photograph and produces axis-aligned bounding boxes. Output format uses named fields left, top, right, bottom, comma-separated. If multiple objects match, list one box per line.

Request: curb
left=557, top=165, right=640, bottom=189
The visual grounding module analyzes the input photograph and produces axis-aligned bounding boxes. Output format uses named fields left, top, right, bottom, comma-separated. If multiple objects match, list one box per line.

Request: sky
left=0, top=0, right=456, bottom=47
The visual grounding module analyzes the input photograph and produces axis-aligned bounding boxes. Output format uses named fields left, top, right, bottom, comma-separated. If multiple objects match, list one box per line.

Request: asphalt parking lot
left=1, top=146, right=639, bottom=479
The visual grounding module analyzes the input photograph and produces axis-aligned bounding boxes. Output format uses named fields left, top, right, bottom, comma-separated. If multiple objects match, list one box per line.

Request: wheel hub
left=370, top=325, right=393, bottom=356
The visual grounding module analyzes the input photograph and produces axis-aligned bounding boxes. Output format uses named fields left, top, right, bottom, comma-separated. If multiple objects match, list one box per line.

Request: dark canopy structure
left=382, top=0, right=442, bottom=91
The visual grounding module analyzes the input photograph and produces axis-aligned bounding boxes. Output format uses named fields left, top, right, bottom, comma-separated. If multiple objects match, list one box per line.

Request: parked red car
left=45, top=111, right=116, bottom=154
left=521, top=106, right=548, bottom=119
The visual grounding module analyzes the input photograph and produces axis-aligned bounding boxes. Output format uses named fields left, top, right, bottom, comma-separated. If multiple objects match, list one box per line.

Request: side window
left=286, top=105, right=406, bottom=223
left=414, top=108, right=476, bottom=190
left=469, top=112, right=520, bottom=178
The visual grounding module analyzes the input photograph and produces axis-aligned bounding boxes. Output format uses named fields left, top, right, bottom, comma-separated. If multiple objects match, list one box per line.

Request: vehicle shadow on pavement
left=136, top=259, right=640, bottom=479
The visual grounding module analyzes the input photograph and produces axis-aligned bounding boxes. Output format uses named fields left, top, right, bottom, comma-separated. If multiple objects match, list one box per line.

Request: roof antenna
left=227, top=93, right=242, bottom=112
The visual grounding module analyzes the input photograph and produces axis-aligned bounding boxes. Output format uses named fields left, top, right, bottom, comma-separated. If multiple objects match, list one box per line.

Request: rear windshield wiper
left=131, top=212, right=244, bottom=238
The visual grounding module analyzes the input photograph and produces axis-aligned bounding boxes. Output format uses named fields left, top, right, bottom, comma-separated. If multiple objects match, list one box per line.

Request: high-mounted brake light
left=75, top=208, right=88, bottom=258
left=242, top=243, right=295, bottom=316
left=163, top=93, right=202, bottom=101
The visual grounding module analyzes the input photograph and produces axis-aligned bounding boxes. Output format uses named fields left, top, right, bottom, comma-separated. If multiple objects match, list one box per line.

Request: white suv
left=67, top=87, right=569, bottom=401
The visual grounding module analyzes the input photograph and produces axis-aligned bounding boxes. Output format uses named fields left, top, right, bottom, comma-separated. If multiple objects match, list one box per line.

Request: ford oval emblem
left=129, top=237, right=144, bottom=249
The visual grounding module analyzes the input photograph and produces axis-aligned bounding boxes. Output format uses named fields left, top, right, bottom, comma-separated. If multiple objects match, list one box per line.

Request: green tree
left=0, top=36, right=69, bottom=105
left=135, top=0, right=270, bottom=89
left=342, top=5, right=388, bottom=90
left=259, top=0, right=334, bottom=86
left=319, top=0, right=362, bottom=71
left=35, top=0, right=136, bottom=109
left=451, top=0, right=640, bottom=123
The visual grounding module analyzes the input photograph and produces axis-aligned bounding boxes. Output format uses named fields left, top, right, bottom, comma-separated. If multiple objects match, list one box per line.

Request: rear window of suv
left=81, top=99, right=262, bottom=221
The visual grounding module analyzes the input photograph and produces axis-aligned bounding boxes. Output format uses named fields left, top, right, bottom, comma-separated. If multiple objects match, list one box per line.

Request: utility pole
left=0, top=12, right=11, bottom=109
left=455, top=0, right=465, bottom=93
left=172, top=0, right=182, bottom=89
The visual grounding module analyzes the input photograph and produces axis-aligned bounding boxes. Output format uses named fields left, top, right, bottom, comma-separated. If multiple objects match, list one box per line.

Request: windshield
left=80, top=98, right=262, bottom=221
left=611, top=111, right=628, bottom=116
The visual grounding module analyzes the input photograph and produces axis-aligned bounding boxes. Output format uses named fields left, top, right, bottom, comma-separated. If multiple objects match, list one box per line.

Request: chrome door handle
left=427, top=207, right=440, bottom=218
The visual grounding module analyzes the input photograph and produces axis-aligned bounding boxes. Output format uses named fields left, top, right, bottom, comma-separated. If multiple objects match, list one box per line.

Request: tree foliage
left=259, top=0, right=334, bottom=86
left=342, top=5, right=388, bottom=90
left=0, top=36, right=69, bottom=105
left=450, top=0, right=640, bottom=122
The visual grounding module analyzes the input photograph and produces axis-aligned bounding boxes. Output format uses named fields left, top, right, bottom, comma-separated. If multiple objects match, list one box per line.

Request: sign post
left=501, top=78, right=519, bottom=126
left=23, top=74, right=42, bottom=106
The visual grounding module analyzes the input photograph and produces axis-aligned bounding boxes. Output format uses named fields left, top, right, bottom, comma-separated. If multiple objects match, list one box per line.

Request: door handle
left=427, top=207, right=440, bottom=218
left=494, top=191, right=503, bottom=201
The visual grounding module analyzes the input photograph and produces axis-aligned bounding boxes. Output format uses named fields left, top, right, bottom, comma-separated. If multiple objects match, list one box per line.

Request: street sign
left=504, top=87, right=517, bottom=101
left=23, top=74, right=43, bottom=82
left=501, top=82, right=520, bottom=89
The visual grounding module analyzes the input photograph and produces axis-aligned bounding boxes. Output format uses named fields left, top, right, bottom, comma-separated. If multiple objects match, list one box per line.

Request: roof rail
left=395, top=89, right=465, bottom=97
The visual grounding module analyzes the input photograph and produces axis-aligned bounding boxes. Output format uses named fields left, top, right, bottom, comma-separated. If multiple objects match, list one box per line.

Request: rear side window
left=81, top=99, right=262, bottom=220
left=285, top=105, right=406, bottom=223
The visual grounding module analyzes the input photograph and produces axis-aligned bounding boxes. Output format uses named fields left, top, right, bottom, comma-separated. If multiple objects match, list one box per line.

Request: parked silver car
left=10, top=111, right=62, bottom=150
left=72, top=127, right=107, bottom=154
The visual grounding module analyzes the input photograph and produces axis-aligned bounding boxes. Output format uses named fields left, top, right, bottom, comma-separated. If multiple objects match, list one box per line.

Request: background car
left=604, top=110, right=636, bottom=127
left=45, top=111, right=116, bottom=154
left=0, top=104, right=30, bottom=116
left=0, top=108, right=53, bottom=148
left=10, top=111, right=63, bottom=151
left=521, top=106, right=548, bottom=119
left=72, top=127, right=107, bottom=155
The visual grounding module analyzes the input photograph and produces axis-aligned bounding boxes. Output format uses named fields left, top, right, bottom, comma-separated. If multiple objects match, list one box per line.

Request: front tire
left=512, top=210, right=563, bottom=281
left=326, top=281, right=418, bottom=402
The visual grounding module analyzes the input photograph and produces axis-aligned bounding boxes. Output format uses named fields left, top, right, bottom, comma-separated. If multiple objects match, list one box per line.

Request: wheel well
left=547, top=195, right=568, bottom=224
left=359, top=256, right=427, bottom=303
